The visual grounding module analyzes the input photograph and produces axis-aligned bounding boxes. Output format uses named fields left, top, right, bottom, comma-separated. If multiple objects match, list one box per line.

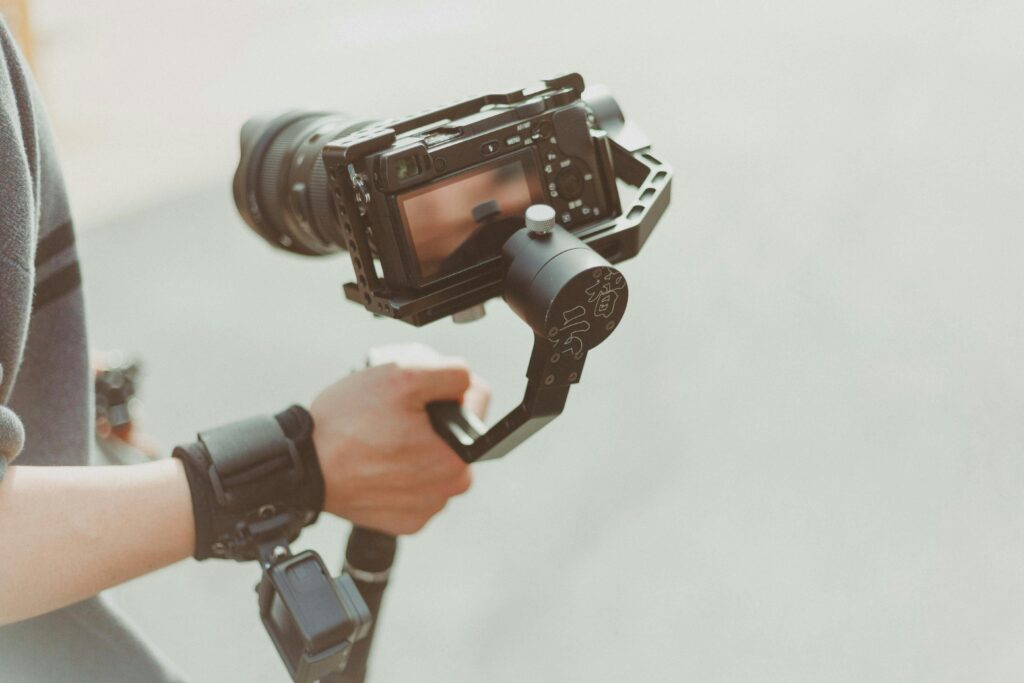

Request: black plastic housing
left=259, top=551, right=372, bottom=682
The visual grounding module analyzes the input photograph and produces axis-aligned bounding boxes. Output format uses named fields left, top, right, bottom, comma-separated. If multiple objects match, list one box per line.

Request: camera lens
left=233, top=111, right=372, bottom=255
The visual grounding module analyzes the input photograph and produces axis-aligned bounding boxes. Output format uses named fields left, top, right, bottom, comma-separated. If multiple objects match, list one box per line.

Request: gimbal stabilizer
left=234, top=75, right=672, bottom=682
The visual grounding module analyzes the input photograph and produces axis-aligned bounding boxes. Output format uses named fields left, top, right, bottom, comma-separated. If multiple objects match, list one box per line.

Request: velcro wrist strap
left=175, top=406, right=324, bottom=562
left=199, top=417, right=303, bottom=510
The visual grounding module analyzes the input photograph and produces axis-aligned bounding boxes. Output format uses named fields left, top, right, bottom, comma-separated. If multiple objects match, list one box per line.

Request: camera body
left=320, top=73, right=659, bottom=325
left=323, top=73, right=618, bottom=321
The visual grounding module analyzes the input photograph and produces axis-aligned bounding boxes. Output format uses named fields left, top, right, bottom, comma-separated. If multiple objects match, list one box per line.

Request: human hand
left=310, top=343, right=490, bottom=535
left=92, top=351, right=160, bottom=461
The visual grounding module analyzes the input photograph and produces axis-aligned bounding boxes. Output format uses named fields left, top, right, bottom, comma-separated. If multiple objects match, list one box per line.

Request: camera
left=233, top=73, right=669, bottom=325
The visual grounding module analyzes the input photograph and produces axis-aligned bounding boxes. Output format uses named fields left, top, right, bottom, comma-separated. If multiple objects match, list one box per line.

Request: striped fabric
left=33, top=220, right=82, bottom=311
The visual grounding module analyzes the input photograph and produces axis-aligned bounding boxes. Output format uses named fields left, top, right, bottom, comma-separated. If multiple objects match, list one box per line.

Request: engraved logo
left=585, top=270, right=626, bottom=319
left=550, top=305, right=591, bottom=359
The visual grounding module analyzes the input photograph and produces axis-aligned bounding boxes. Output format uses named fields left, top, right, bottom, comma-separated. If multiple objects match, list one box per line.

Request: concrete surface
left=29, top=0, right=1024, bottom=681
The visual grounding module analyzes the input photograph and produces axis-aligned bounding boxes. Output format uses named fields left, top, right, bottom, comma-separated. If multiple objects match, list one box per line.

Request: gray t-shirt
left=0, top=19, right=184, bottom=682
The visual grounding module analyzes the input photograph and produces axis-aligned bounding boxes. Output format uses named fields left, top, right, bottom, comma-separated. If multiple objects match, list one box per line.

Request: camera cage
left=321, top=73, right=672, bottom=327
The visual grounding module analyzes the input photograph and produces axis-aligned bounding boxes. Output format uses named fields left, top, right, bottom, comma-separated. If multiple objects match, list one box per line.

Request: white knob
left=525, top=204, right=557, bottom=234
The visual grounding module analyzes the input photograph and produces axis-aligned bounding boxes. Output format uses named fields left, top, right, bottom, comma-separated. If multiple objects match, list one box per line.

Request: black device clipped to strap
left=174, top=408, right=371, bottom=682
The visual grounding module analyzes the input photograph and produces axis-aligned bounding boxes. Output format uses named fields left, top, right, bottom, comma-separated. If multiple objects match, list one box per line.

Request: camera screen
left=398, top=152, right=545, bottom=280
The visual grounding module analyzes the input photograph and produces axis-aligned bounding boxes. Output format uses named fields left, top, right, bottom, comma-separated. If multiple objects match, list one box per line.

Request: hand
left=92, top=351, right=160, bottom=460
left=310, top=343, right=490, bottom=535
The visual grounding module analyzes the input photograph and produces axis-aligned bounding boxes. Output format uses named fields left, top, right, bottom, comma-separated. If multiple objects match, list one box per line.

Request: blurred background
left=4, top=0, right=1024, bottom=681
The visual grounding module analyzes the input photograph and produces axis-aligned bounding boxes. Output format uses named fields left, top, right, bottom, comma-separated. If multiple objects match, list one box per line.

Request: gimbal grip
left=331, top=526, right=397, bottom=683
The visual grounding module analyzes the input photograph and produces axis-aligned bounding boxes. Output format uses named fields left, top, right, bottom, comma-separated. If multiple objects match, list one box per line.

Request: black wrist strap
left=174, top=405, right=325, bottom=561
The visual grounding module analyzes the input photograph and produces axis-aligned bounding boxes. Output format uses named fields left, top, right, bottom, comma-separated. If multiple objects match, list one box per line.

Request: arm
left=0, top=459, right=193, bottom=625
left=0, top=344, right=489, bottom=626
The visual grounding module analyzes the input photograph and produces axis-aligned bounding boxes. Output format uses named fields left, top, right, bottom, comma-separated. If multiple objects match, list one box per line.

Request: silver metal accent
left=525, top=204, right=557, bottom=235
left=344, top=561, right=392, bottom=584
left=272, top=545, right=290, bottom=561
left=348, top=163, right=371, bottom=213
left=452, top=304, right=486, bottom=323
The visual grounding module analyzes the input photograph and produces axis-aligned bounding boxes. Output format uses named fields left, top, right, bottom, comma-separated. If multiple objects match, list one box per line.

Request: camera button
left=556, top=167, right=585, bottom=200
left=481, top=141, right=500, bottom=155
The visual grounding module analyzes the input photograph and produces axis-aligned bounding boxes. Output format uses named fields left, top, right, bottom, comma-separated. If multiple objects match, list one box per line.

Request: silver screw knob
left=525, top=204, right=557, bottom=235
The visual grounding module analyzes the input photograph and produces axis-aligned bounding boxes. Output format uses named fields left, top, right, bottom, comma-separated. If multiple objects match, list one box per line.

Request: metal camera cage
left=321, top=73, right=672, bottom=327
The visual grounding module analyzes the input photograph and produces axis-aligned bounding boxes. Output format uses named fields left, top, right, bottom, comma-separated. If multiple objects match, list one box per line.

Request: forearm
left=0, top=459, right=194, bottom=625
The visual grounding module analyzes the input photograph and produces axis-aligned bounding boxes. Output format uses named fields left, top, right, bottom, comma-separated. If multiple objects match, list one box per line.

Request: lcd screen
left=398, top=152, right=545, bottom=280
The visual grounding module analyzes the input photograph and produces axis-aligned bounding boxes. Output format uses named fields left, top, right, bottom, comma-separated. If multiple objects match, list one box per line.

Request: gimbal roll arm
left=425, top=141, right=665, bottom=463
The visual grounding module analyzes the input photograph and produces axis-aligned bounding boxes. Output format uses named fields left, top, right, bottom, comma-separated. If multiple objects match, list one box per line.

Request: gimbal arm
left=427, top=335, right=580, bottom=463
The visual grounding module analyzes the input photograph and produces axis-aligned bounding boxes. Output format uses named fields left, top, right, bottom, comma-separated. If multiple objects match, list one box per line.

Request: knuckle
left=447, top=469, right=472, bottom=496
left=445, top=365, right=472, bottom=393
left=384, top=364, right=421, bottom=396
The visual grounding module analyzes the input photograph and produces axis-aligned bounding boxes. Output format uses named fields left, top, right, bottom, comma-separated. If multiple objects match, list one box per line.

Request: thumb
left=407, top=363, right=472, bottom=406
